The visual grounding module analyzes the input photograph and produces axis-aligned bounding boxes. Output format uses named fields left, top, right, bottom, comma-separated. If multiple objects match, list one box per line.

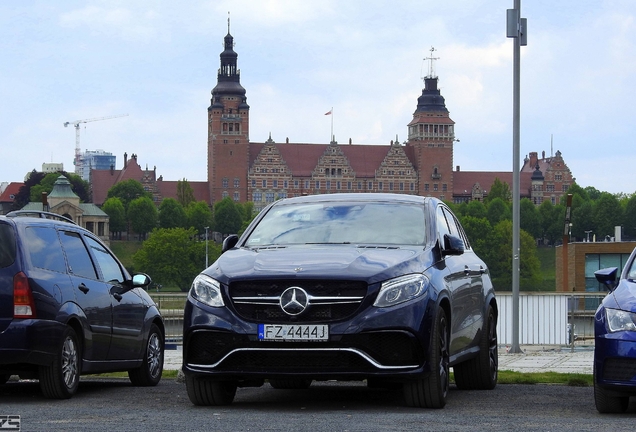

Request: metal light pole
left=205, top=226, right=210, bottom=268
left=506, top=1, right=527, bottom=354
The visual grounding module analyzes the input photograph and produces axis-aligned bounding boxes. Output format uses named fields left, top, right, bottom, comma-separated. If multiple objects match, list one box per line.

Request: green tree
left=584, top=186, right=602, bottom=201
left=571, top=199, right=595, bottom=241
left=539, top=201, right=564, bottom=245
left=214, top=197, right=243, bottom=235
left=176, top=178, right=196, bottom=208
left=102, top=197, right=126, bottom=237
left=483, top=220, right=541, bottom=291
left=128, top=196, right=158, bottom=240
left=29, top=172, right=89, bottom=203
left=106, top=179, right=151, bottom=212
left=133, top=228, right=220, bottom=291
left=485, top=178, right=511, bottom=204
left=623, top=194, right=636, bottom=239
left=464, top=200, right=487, bottom=219
left=186, top=201, right=213, bottom=235
left=520, top=198, right=541, bottom=239
left=486, top=197, right=510, bottom=227
left=237, top=201, right=256, bottom=235
left=593, top=193, right=623, bottom=239
left=158, top=198, right=187, bottom=229
left=458, top=215, right=491, bottom=257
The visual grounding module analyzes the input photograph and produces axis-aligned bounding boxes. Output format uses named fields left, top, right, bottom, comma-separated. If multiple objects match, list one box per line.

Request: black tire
left=403, top=307, right=449, bottom=409
left=454, top=305, right=498, bottom=390
left=594, top=365, right=629, bottom=413
left=39, top=326, right=80, bottom=399
left=129, top=324, right=164, bottom=386
left=186, top=375, right=237, bottom=406
left=269, top=378, right=312, bottom=389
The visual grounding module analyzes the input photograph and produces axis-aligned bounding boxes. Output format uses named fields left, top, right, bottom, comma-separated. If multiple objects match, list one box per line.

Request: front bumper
left=183, top=296, right=434, bottom=380
left=594, top=331, right=636, bottom=394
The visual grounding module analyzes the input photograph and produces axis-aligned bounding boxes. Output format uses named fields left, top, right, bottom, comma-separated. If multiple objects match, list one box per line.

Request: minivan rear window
left=0, top=223, right=16, bottom=268
left=24, top=226, right=67, bottom=273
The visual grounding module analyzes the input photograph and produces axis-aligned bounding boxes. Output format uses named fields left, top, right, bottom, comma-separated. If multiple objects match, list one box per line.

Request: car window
left=85, top=236, right=125, bottom=284
left=0, top=223, right=16, bottom=268
left=436, top=206, right=451, bottom=247
left=59, top=231, right=98, bottom=279
left=628, top=258, right=636, bottom=281
left=443, top=207, right=471, bottom=250
left=246, top=202, right=426, bottom=246
left=24, top=226, right=67, bottom=273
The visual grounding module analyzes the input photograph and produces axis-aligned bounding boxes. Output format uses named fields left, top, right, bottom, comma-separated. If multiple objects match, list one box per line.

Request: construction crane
left=63, top=114, right=129, bottom=176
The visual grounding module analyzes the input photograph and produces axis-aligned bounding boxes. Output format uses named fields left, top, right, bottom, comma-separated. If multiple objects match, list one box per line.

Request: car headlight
left=190, top=274, right=225, bottom=308
left=374, top=274, right=429, bottom=308
left=605, top=308, right=636, bottom=333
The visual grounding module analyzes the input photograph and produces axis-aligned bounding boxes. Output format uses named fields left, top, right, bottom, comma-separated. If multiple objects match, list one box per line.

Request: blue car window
left=24, top=226, right=67, bottom=273
left=59, top=231, right=98, bottom=280
left=85, top=236, right=125, bottom=284
left=0, top=223, right=16, bottom=268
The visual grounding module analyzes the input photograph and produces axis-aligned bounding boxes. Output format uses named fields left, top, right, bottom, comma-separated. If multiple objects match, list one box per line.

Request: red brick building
left=88, top=29, right=575, bottom=210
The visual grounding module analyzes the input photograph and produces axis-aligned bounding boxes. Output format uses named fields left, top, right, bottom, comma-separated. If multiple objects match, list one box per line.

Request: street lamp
left=204, top=226, right=209, bottom=268
left=585, top=230, right=592, bottom=242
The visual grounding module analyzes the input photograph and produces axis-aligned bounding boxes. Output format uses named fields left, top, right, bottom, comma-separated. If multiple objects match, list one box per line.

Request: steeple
left=210, top=15, right=248, bottom=109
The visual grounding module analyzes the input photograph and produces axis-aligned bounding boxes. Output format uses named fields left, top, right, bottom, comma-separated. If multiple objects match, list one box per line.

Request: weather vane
left=423, top=46, right=439, bottom=79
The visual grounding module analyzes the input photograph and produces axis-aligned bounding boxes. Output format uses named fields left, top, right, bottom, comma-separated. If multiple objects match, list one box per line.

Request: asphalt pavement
left=163, top=344, right=595, bottom=374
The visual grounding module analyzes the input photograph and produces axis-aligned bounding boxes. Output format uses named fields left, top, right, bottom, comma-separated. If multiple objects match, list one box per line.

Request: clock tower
left=207, top=21, right=250, bottom=203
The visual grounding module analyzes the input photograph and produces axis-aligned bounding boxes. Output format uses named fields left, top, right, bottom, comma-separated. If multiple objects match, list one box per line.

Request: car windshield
left=245, top=201, right=426, bottom=246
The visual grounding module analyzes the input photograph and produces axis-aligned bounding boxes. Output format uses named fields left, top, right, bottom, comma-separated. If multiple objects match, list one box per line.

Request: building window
left=222, top=178, right=229, bottom=188
left=442, top=184, right=447, bottom=192
left=233, top=192, right=239, bottom=201
left=253, top=192, right=262, bottom=202
left=424, top=184, right=429, bottom=191
left=265, top=192, right=275, bottom=203
left=357, top=182, right=362, bottom=190
left=562, top=184, right=569, bottom=192
left=251, top=179, right=256, bottom=187
left=547, top=184, right=555, bottom=192
left=222, top=191, right=229, bottom=198
left=284, top=180, right=288, bottom=188
left=262, top=180, right=267, bottom=188
left=337, top=181, right=341, bottom=190
left=273, top=180, right=278, bottom=188
left=315, top=180, right=320, bottom=189
left=305, top=180, right=309, bottom=189
left=234, top=178, right=240, bottom=188
left=368, top=182, right=373, bottom=190
left=378, top=182, right=383, bottom=191
left=278, top=191, right=287, bottom=199
left=433, top=184, right=438, bottom=192
left=399, top=183, right=404, bottom=191
left=555, top=173, right=563, bottom=181
left=389, top=183, right=393, bottom=191
left=347, top=182, right=352, bottom=190
left=410, top=183, right=414, bottom=191
left=326, top=181, right=331, bottom=190
left=294, top=180, right=299, bottom=188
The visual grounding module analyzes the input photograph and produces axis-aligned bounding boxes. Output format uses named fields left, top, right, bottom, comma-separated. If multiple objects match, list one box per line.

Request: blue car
left=593, top=247, right=636, bottom=413
left=183, top=193, right=498, bottom=408
left=0, top=211, right=164, bottom=399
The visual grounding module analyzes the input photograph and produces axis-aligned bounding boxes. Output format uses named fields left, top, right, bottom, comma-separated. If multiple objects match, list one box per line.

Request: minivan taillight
left=14, top=272, right=36, bottom=318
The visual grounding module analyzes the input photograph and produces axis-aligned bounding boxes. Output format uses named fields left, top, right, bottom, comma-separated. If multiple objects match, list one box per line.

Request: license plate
left=258, top=324, right=329, bottom=341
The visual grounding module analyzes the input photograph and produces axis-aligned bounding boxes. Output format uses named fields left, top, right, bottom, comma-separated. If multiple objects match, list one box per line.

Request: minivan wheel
left=403, top=307, right=449, bottom=409
left=186, top=375, right=237, bottom=406
left=594, top=364, right=629, bottom=413
left=454, top=305, right=498, bottom=390
left=39, top=326, right=80, bottom=399
left=129, top=324, right=164, bottom=386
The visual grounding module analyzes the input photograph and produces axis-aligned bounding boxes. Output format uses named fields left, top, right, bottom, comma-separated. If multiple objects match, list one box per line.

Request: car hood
left=206, top=245, right=432, bottom=285
left=609, top=280, right=636, bottom=312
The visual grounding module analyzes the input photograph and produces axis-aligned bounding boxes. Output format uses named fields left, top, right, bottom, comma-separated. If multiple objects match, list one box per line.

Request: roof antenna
left=422, top=46, right=439, bottom=81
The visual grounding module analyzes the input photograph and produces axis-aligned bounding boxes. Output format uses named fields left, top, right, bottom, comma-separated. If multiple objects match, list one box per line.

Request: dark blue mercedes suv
left=183, top=193, right=497, bottom=408
left=0, top=211, right=164, bottom=399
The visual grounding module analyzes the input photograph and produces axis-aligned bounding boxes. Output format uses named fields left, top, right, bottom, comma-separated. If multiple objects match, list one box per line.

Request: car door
left=84, top=235, right=147, bottom=361
left=435, top=206, right=477, bottom=356
left=58, top=230, right=113, bottom=361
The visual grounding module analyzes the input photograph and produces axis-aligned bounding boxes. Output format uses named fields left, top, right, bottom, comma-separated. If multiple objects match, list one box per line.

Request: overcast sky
left=1, top=0, right=634, bottom=195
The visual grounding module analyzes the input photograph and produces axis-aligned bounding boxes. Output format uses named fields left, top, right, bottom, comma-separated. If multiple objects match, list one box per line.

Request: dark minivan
left=0, top=211, right=164, bottom=398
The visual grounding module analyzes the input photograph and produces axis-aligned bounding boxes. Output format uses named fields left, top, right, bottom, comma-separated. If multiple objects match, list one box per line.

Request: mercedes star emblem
left=280, top=287, right=309, bottom=316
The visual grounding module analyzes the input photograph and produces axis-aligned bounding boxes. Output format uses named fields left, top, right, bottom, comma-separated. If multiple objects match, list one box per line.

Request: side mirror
left=132, top=273, right=152, bottom=288
left=442, top=234, right=465, bottom=256
left=595, top=267, right=618, bottom=292
left=222, top=235, right=239, bottom=253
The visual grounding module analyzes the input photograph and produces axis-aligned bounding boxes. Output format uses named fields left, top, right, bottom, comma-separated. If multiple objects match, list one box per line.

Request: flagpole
left=330, top=107, right=333, bottom=142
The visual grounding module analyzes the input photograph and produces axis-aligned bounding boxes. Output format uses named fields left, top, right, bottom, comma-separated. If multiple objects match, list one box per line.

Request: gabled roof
left=249, top=142, right=416, bottom=178
left=0, top=182, right=24, bottom=203
left=156, top=180, right=210, bottom=203
left=90, top=157, right=145, bottom=206
left=452, top=171, right=533, bottom=197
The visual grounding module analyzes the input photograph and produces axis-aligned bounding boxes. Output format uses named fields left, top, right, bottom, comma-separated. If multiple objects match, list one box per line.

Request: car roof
left=272, top=193, right=439, bottom=206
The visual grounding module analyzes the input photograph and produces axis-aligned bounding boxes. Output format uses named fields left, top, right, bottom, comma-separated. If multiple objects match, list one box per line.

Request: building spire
left=227, top=11, right=230, bottom=34
left=423, top=46, right=439, bottom=80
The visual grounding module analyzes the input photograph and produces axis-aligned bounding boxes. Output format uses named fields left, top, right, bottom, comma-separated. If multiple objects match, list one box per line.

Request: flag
left=324, top=110, right=332, bottom=115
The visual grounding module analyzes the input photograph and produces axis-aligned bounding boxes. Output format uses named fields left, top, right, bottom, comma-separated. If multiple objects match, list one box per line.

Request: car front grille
left=603, top=358, right=636, bottom=382
left=228, top=279, right=367, bottom=323
left=186, top=330, right=421, bottom=371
